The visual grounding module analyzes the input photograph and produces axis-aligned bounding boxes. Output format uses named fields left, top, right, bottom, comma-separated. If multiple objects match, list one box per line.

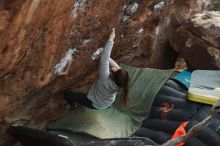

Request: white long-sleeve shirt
left=87, top=40, right=119, bottom=109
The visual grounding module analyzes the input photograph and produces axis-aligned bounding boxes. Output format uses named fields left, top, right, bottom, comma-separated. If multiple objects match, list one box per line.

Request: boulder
left=170, top=11, right=220, bottom=69
left=0, top=0, right=213, bottom=145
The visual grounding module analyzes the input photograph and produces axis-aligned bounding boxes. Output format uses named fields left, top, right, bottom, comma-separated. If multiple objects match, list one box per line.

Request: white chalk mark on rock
left=122, top=15, right=129, bottom=22
left=80, top=39, right=91, bottom=47
left=72, top=0, right=87, bottom=19
left=54, top=48, right=77, bottom=75
left=120, top=3, right=139, bottom=22
left=138, top=27, right=144, bottom=33
left=91, top=48, right=103, bottom=60
left=126, top=2, right=139, bottom=15
left=154, top=1, right=165, bottom=12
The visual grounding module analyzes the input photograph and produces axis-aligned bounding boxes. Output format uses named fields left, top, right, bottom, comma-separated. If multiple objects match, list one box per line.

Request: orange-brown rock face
left=0, top=0, right=210, bottom=145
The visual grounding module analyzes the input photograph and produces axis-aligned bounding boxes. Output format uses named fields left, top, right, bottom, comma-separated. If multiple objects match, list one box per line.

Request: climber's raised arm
left=109, top=58, right=119, bottom=68
left=99, top=28, right=115, bottom=80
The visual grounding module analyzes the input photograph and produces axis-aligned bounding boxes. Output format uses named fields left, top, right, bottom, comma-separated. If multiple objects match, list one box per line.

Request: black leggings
left=64, top=91, right=96, bottom=109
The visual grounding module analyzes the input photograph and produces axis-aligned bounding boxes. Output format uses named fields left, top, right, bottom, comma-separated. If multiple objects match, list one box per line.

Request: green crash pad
left=48, top=64, right=173, bottom=139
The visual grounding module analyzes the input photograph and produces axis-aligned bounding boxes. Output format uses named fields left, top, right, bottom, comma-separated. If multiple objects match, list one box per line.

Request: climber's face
left=111, top=67, right=121, bottom=72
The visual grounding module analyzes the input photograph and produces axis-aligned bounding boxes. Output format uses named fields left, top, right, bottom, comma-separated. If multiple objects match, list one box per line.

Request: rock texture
left=0, top=0, right=213, bottom=145
left=209, top=0, right=220, bottom=11
left=170, top=11, right=220, bottom=69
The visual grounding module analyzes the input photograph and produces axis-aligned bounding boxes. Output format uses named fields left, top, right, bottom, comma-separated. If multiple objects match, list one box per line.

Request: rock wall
left=209, top=0, right=220, bottom=11
left=0, top=0, right=212, bottom=145
left=170, top=11, right=220, bottom=69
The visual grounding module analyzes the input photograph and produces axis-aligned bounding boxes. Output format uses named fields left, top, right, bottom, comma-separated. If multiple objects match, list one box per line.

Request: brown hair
left=110, top=69, right=129, bottom=105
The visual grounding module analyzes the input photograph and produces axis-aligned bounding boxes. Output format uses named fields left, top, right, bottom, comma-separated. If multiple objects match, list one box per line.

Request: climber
left=61, top=28, right=129, bottom=109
